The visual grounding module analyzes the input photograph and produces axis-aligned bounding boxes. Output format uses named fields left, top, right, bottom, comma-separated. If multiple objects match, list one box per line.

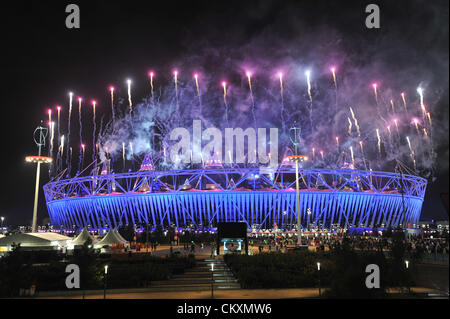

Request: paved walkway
left=37, top=287, right=442, bottom=299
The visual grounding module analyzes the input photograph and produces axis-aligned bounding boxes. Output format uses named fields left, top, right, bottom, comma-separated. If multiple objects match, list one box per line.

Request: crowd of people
left=247, top=232, right=449, bottom=258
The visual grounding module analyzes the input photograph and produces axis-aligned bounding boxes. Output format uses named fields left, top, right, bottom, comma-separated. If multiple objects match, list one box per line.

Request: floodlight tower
left=26, top=122, right=52, bottom=233
left=287, top=123, right=309, bottom=245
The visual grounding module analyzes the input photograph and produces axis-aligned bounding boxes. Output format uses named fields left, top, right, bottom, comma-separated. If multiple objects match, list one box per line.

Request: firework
left=246, top=71, right=253, bottom=94
left=66, top=92, right=74, bottom=171
left=149, top=71, right=154, bottom=98
left=330, top=67, right=337, bottom=88
left=122, top=142, right=126, bottom=168
left=279, top=72, right=284, bottom=109
left=194, top=73, right=202, bottom=109
left=305, top=70, right=312, bottom=102
left=69, top=92, right=73, bottom=115
left=222, top=81, right=227, bottom=102
left=372, top=83, right=378, bottom=103
left=129, top=141, right=134, bottom=157
left=173, top=70, right=179, bottom=106
left=79, top=143, right=85, bottom=171
left=376, top=129, right=381, bottom=154
left=349, top=146, right=355, bottom=167
left=222, top=81, right=229, bottom=125
left=406, top=136, right=416, bottom=170
left=110, top=86, right=115, bottom=127
left=44, top=69, right=438, bottom=180
left=194, top=73, right=200, bottom=96
left=279, top=72, right=285, bottom=133
left=412, top=118, right=420, bottom=134
left=393, top=118, right=400, bottom=137
left=127, top=79, right=132, bottom=116
left=320, top=150, right=324, bottom=161
left=60, top=135, right=65, bottom=155
left=69, top=92, right=73, bottom=116
left=92, top=100, right=97, bottom=159
left=246, top=71, right=256, bottom=128
left=426, top=112, right=432, bottom=127
left=47, top=111, right=53, bottom=164
left=49, top=121, right=55, bottom=159
left=57, top=105, right=61, bottom=143
left=77, top=97, right=83, bottom=171
left=406, top=136, right=413, bottom=153
left=390, top=99, right=395, bottom=113
left=349, top=107, right=361, bottom=137
left=417, top=87, right=425, bottom=115
left=401, top=92, right=407, bottom=111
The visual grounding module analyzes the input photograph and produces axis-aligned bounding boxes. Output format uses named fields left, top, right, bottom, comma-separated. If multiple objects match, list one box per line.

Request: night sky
left=0, top=0, right=448, bottom=226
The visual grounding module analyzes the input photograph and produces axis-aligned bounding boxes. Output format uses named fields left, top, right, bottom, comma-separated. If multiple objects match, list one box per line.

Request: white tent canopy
left=113, top=229, right=128, bottom=243
left=0, top=232, right=71, bottom=251
left=94, top=229, right=128, bottom=248
left=70, top=228, right=97, bottom=247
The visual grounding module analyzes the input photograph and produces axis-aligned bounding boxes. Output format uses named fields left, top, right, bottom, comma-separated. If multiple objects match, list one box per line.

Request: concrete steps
left=149, top=257, right=240, bottom=291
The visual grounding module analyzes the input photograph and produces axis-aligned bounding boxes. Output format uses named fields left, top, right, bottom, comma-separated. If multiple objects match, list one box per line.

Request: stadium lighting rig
left=26, top=123, right=53, bottom=233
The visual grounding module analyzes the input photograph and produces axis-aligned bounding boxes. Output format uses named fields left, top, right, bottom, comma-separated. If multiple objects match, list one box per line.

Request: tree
left=69, top=238, right=102, bottom=290
left=324, top=249, right=388, bottom=298
left=388, top=230, right=411, bottom=290
left=0, top=244, right=32, bottom=297
left=119, top=224, right=135, bottom=242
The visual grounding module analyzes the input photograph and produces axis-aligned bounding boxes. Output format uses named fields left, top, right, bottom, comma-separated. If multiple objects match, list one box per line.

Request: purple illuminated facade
left=43, top=168, right=426, bottom=230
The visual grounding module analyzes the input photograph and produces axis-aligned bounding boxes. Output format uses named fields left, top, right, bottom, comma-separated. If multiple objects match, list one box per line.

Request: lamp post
left=286, top=155, right=309, bottom=246
left=405, top=260, right=410, bottom=294
left=104, top=265, right=109, bottom=299
left=317, top=262, right=321, bottom=297
left=146, top=223, right=149, bottom=254
left=288, top=123, right=309, bottom=246
left=26, top=123, right=52, bottom=233
left=210, top=261, right=215, bottom=297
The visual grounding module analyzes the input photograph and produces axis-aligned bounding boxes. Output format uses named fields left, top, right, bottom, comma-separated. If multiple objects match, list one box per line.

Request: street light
left=405, top=260, right=410, bottom=294
left=104, top=265, right=109, bottom=299
left=1, top=216, right=4, bottom=228
left=146, top=223, right=149, bottom=254
left=317, top=262, right=321, bottom=297
left=211, top=262, right=215, bottom=299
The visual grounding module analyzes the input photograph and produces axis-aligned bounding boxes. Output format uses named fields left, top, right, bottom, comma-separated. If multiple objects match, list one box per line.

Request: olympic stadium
left=43, top=158, right=427, bottom=231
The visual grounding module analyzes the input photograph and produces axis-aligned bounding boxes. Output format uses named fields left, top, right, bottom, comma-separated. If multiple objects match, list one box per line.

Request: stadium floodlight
left=286, top=155, right=309, bottom=245
left=26, top=123, right=52, bottom=233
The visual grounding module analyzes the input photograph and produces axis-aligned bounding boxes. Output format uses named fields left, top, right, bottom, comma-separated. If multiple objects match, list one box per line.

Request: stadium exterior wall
left=43, top=168, right=427, bottom=230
